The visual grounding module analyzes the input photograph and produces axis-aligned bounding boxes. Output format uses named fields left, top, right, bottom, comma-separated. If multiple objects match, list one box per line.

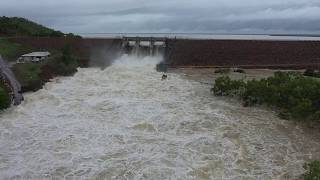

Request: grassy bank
left=212, top=72, right=320, bottom=124
left=12, top=45, right=79, bottom=92
left=0, top=16, right=82, bottom=111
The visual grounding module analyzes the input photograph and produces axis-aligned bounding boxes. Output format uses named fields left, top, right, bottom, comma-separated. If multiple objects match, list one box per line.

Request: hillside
left=0, top=16, right=64, bottom=37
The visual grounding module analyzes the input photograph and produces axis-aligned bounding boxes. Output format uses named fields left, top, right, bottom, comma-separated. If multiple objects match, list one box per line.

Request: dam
left=10, top=35, right=320, bottom=69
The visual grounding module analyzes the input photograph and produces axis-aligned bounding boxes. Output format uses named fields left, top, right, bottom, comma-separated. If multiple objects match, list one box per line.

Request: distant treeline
left=0, top=16, right=79, bottom=38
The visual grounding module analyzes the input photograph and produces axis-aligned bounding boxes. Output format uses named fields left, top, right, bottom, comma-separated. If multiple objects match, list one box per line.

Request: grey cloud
left=0, top=0, right=320, bottom=34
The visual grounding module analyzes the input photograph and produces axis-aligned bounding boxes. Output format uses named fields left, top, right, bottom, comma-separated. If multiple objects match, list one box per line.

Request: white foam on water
left=0, top=55, right=316, bottom=179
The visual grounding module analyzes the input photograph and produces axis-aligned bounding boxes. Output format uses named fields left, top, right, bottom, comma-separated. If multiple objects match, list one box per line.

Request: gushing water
left=0, top=55, right=318, bottom=179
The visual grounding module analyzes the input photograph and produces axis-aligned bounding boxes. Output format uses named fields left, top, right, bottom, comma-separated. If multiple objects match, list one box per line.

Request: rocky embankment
left=0, top=55, right=23, bottom=105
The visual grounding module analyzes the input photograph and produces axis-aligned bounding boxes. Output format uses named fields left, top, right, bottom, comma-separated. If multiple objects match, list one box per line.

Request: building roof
left=22, top=52, right=50, bottom=57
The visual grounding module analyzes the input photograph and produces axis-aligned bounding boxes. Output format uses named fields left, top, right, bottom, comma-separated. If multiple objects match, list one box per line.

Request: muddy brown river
left=0, top=55, right=319, bottom=179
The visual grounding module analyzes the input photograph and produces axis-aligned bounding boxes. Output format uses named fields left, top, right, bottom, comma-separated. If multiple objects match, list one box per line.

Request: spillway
left=0, top=54, right=318, bottom=179
left=122, top=37, right=166, bottom=57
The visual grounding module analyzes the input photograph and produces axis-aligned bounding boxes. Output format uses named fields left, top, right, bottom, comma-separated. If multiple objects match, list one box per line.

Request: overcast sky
left=1, top=0, right=320, bottom=34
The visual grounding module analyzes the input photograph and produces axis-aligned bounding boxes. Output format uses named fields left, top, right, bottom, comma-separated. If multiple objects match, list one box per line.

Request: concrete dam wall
left=166, top=39, right=320, bottom=69
left=10, top=37, right=320, bottom=69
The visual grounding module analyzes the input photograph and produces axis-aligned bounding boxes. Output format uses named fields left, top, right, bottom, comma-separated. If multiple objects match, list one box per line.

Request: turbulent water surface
left=0, top=55, right=319, bottom=179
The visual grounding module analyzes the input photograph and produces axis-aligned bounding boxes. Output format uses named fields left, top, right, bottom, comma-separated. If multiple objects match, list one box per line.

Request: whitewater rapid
left=0, top=55, right=319, bottom=179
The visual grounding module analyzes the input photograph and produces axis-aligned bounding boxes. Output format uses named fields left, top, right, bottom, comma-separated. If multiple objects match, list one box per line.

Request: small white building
left=17, top=51, right=51, bottom=63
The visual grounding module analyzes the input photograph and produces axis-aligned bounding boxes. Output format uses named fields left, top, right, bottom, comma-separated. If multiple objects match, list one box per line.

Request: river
left=0, top=55, right=319, bottom=179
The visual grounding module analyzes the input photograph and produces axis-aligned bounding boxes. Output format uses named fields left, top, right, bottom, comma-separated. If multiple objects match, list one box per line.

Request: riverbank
left=11, top=45, right=79, bottom=93
left=0, top=35, right=123, bottom=110
left=0, top=40, right=81, bottom=110
left=170, top=68, right=319, bottom=122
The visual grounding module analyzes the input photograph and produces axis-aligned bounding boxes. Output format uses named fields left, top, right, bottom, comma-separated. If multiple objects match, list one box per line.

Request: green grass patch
left=0, top=38, right=33, bottom=61
left=212, top=72, right=320, bottom=123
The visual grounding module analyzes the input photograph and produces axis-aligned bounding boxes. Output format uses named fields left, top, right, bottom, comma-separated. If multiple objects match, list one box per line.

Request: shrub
left=213, top=72, right=320, bottom=122
left=212, top=76, right=245, bottom=97
left=44, top=45, right=79, bottom=76
left=0, top=86, right=10, bottom=110
left=301, top=161, right=320, bottom=180
left=242, top=79, right=270, bottom=106
left=11, top=63, right=43, bottom=92
left=44, top=57, right=77, bottom=77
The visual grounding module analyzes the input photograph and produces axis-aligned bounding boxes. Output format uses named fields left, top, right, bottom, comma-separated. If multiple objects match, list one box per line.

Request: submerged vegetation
left=212, top=72, right=320, bottom=123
